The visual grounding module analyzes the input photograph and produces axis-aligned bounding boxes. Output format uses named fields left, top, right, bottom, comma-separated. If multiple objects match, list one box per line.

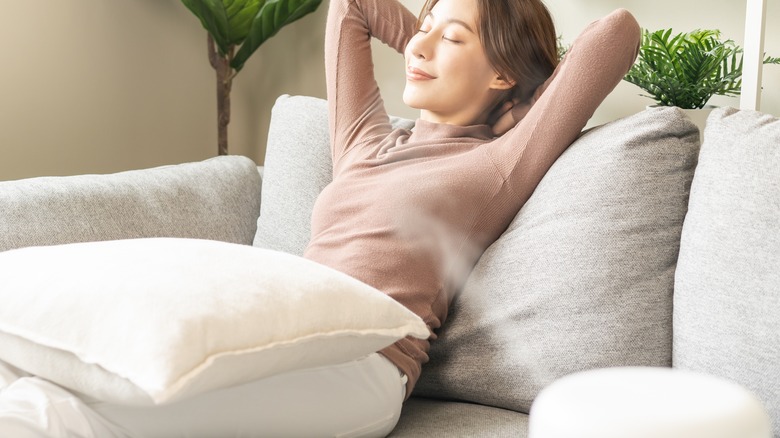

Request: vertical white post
left=740, top=0, right=767, bottom=111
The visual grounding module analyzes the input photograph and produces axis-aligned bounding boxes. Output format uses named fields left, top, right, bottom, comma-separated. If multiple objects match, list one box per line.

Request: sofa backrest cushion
left=673, top=107, right=779, bottom=436
left=253, top=95, right=413, bottom=255
left=413, top=107, right=700, bottom=412
left=0, top=156, right=261, bottom=252
left=253, top=95, right=332, bottom=255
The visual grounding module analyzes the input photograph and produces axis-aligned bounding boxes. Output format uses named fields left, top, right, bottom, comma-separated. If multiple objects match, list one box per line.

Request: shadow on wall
left=231, top=4, right=329, bottom=165
left=138, top=0, right=329, bottom=165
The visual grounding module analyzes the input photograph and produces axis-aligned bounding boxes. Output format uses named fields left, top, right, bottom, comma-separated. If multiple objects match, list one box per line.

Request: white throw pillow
left=0, top=238, right=428, bottom=406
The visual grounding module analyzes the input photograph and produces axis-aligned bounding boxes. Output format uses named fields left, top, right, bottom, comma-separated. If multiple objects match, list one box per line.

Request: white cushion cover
left=0, top=238, right=428, bottom=406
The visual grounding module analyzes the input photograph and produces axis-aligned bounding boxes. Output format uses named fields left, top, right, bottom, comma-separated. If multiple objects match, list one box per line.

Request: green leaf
left=623, top=27, right=776, bottom=109
left=182, top=0, right=231, bottom=54
left=225, top=0, right=265, bottom=45
left=230, top=0, right=323, bottom=72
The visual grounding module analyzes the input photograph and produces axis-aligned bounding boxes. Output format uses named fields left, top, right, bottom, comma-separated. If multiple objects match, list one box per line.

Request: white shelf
left=740, top=0, right=768, bottom=111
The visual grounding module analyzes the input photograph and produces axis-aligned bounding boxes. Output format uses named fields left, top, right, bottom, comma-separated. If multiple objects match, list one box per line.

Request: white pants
left=0, top=353, right=406, bottom=438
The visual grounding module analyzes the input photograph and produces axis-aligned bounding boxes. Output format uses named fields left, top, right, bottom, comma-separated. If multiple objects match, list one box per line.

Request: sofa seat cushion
left=389, top=397, right=528, bottom=437
left=414, top=107, right=700, bottom=412
left=673, top=107, right=780, bottom=437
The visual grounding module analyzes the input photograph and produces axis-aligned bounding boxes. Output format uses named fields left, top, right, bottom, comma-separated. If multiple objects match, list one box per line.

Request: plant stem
left=208, top=35, right=233, bottom=156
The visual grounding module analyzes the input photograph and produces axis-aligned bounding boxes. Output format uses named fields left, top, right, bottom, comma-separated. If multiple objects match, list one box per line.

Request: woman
left=302, top=0, right=639, bottom=433
left=0, top=0, right=639, bottom=436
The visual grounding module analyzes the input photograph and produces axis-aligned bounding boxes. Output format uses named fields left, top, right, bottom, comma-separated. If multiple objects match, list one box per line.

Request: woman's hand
left=489, top=100, right=516, bottom=137
left=489, top=98, right=535, bottom=137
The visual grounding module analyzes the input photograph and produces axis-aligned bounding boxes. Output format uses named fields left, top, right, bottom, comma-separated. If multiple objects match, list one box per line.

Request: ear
left=489, top=74, right=516, bottom=91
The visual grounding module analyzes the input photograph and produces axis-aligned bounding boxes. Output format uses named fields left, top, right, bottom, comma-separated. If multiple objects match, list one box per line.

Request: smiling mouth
left=406, top=66, right=436, bottom=80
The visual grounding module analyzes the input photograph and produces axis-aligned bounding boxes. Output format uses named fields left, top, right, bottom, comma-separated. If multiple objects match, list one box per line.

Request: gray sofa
left=1, top=94, right=778, bottom=437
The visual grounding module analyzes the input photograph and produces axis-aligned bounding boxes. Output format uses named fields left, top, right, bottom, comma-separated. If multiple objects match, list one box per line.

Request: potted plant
left=182, top=0, right=323, bottom=155
left=623, top=28, right=779, bottom=135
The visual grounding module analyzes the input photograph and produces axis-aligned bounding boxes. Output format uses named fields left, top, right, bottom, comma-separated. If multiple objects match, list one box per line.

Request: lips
left=406, top=65, right=436, bottom=80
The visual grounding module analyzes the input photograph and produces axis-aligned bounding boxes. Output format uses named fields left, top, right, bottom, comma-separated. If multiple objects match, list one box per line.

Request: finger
left=487, top=100, right=512, bottom=126
left=501, top=100, right=515, bottom=113
left=511, top=103, right=532, bottom=122
left=491, top=112, right=516, bottom=136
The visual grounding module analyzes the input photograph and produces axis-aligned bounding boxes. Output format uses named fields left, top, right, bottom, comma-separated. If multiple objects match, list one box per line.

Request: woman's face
left=403, top=0, right=512, bottom=126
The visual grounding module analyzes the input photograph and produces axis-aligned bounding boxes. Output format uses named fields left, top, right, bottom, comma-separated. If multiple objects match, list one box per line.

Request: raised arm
left=325, top=0, right=418, bottom=163
left=487, top=9, right=640, bottom=198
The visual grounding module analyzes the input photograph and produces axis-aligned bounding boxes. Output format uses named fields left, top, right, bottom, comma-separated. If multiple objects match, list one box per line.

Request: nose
left=408, top=32, right=433, bottom=61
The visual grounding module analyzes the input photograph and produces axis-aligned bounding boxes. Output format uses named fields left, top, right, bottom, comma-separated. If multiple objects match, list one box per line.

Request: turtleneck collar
left=409, top=118, right=494, bottom=142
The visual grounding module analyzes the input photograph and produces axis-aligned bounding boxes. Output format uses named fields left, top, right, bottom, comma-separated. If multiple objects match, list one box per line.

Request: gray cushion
left=414, top=107, right=700, bottom=413
left=390, top=397, right=528, bottom=437
left=673, top=107, right=779, bottom=437
left=0, top=156, right=261, bottom=252
left=253, top=95, right=413, bottom=255
left=253, top=95, right=333, bottom=255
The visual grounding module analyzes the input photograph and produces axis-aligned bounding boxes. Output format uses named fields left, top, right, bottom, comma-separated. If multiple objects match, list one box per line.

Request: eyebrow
left=426, top=12, right=475, bottom=34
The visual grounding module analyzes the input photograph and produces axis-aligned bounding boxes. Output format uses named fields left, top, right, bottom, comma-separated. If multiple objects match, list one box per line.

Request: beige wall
left=0, top=0, right=327, bottom=181
left=1, top=1, right=777, bottom=181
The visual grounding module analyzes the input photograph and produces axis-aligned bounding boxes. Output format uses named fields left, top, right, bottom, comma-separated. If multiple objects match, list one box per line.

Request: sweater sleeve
left=486, top=8, right=640, bottom=199
left=325, top=0, right=418, bottom=164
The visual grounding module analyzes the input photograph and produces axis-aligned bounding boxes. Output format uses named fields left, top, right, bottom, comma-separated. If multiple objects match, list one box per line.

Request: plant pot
left=681, top=105, right=717, bottom=142
left=647, top=105, right=717, bottom=143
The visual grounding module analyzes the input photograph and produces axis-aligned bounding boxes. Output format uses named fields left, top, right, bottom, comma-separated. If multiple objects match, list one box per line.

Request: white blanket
left=0, top=361, right=120, bottom=437
left=0, top=355, right=405, bottom=438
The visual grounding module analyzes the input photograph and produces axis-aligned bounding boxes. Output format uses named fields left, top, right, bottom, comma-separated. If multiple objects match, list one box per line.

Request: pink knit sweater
left=303, top=0, right=640, bottom=397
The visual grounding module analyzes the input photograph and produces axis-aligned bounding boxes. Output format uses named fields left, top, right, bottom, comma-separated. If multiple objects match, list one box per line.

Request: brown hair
left=417, top=0, right=558, bottom=103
